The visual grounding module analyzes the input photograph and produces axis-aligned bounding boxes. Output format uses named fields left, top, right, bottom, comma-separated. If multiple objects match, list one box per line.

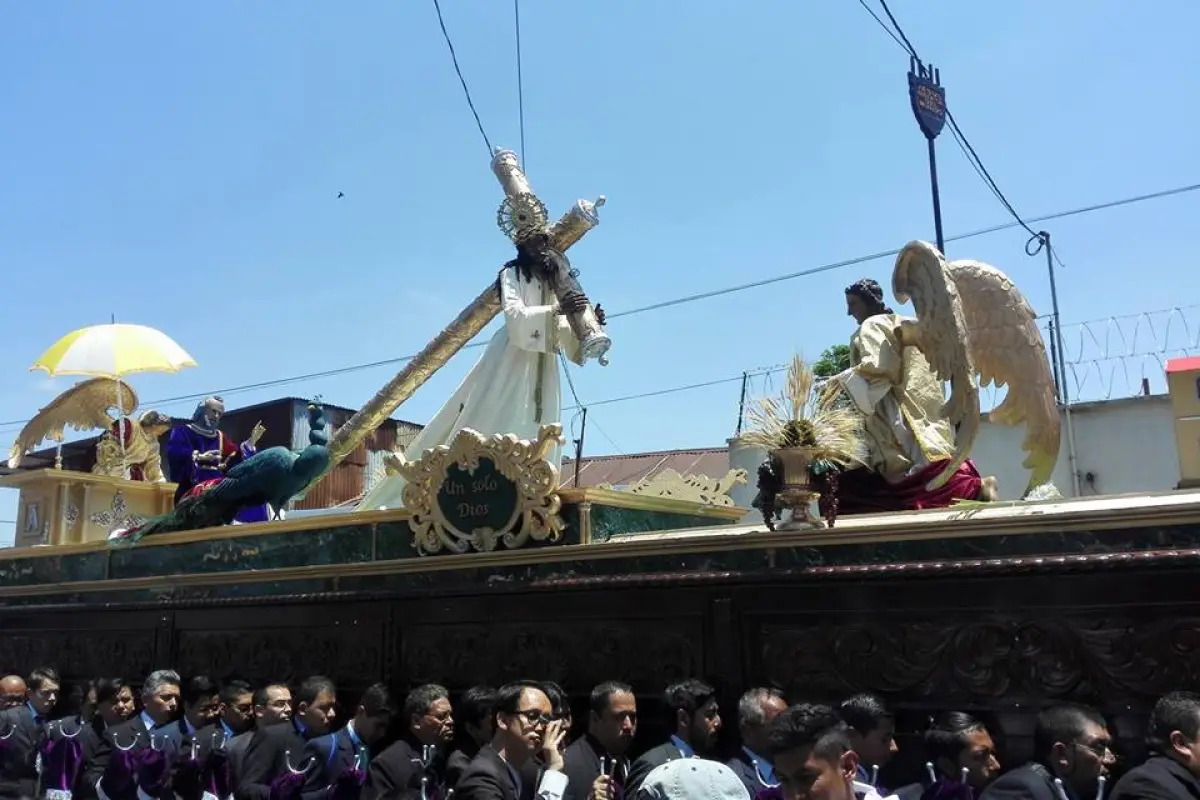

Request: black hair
left=1146, top=691, right=1200, bottom=754
left=403, top=684, right=448, bottom=723
left=766, top=703, right=851, bottom=762
left=1033, top=703, right=1107, bottom=758
left=493, top=680, right=548, bottom=719
left=839, top=693, right=892, bottom=736
left=252, top=683, right=289, bottom=708
left=219, top=680, right=253, bottom=705
left=845, top=279, right=893, bottom=316
left=541, top=682, right=568, bottom=717
left=27, top=667, right=60, bottom=691
left=94, top=678, right=128, bottom=706
left=183, top=676, right=220, bottom=708
left=590, top=681, right=634, bottom=716
left=360, top=683, right=397, bottom=717
left=457, top=686, right=498, bottom=729
left=295, top=676, right=336, bottom=707
left=925, top=712, right=988, bottom=764
left=662, top=679, right=717, bottom=724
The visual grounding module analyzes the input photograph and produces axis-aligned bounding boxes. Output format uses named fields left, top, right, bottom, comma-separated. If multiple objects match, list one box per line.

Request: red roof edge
left=1166, top=356, right=1200, bottom=374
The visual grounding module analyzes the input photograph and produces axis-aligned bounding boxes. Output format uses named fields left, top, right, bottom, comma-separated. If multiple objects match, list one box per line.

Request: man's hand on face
left=541, top=719, right=567, bottom=772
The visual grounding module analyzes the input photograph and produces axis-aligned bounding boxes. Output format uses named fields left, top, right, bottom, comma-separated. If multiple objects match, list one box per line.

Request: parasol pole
left=110, top=315, right=129, bottom=478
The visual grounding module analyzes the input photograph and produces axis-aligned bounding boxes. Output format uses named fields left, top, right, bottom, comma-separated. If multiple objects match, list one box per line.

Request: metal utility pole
left=573, top=407, right=588, bottom=488
left=1033, top=231, right=1081, bottom=497
left=907, top=58, right=947, bottom=253
left=735, top=371, right=749, bottom=436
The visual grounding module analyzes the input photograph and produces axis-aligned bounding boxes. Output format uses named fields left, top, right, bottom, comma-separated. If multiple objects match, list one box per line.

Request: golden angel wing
left=7, top=378, right=139, bottom=469
left=946, top=258, right=1061, bottom=496
left=891, top=240, right=981, bottom=490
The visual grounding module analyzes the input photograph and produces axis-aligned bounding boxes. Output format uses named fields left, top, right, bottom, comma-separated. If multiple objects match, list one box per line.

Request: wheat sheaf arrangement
left=741, top=355, right=864, bottom=467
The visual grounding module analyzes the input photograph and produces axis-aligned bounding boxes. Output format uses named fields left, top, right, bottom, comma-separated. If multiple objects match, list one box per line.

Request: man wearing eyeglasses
left=980, top=703, right=1114, bottom=800
left=361, top=683, right=452, bottom=800
left=0, top=666, right=59, bottom=800
left=455, top=681, right=569, bottom=800
left=226, top=683, right=293, bottom=789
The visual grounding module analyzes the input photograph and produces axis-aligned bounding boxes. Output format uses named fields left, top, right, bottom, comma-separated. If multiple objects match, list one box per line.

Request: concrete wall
left=971, top=394, right=1178, bottom=500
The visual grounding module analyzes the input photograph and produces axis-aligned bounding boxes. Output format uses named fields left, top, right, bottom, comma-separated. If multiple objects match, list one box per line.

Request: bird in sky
left=336, top=191, right=344, bottom=199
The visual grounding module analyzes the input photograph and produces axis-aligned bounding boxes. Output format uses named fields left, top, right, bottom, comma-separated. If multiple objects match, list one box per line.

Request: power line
left=870, top=0, right=1045, bottom=248
left=0, top=182, right=1196, bottom=431
left=431, top=0, right=493, bottom=157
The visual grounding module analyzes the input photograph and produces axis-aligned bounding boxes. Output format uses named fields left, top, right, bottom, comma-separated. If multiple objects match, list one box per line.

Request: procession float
left=2, top=151, right=1199, bottom=774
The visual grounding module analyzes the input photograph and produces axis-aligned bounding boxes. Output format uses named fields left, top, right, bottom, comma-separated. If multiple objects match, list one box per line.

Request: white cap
left=637, top=759, right=751, bottom=800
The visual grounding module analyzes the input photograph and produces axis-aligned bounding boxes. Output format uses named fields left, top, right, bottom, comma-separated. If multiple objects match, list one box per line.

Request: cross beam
left=319, top=148, right=605, bottom=479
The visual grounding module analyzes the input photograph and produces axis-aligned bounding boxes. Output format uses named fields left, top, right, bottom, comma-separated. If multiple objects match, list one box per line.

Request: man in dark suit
left=163, top=677, right=222, bottom=745
left=0, top=665, right=60, bottom=800
left=362, top=684, right=452, bottom=800
left=980, top=703, right=1114, bottom=800
left=179, top=680, right=257, bottom=800
left=839, top=694, right=898, bottom=793
left=84, top=669, right=183, bottom=800
left=227, top=684, right=292, bottom=788
left=726, top=687, right=787, bottom=799
left=764, top=703, right=858, bottom=800
left=73, top=679, right=137, bottom=800
left=304, top=683, right=394, bottom=798
left=625, top=679, right=722, bottom=797
left=561, top=681, right=637, bottom=800
left=455, top=681, right=568, bottom=800
left=1110, top=691, right=1200, bottom=800
left=236, top=676, right=338, bottom=800
left=447, top=687, right=496, bottom=790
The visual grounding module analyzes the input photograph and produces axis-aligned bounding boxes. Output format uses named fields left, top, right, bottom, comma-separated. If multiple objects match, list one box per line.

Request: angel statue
left=6, top=378, right=172, bottom=482
left=821, top=240, right=1060, bottom=513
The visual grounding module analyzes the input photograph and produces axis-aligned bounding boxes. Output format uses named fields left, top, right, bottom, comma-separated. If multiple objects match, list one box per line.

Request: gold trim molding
left=399, top=424, right=567, bottom=556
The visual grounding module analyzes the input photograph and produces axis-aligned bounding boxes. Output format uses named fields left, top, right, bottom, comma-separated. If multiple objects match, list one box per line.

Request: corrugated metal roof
left=559, top=447, right=729, bottom=489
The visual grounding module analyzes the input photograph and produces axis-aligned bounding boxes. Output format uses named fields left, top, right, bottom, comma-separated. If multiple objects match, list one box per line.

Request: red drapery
left=818, top=458, right=983, bottom=515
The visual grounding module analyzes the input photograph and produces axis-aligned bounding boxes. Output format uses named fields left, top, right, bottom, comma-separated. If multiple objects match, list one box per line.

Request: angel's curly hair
left=845, top=278, right=893, bottom=316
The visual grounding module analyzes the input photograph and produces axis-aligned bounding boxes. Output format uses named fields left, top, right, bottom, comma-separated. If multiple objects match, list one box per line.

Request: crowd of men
left=0, top=668, right=1197, bottom=800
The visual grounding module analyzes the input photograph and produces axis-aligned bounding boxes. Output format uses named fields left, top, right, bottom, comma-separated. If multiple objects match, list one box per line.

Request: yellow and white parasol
left=31, top=323, right=197, bottom=378
left=30, top=323, right=198, bottom=473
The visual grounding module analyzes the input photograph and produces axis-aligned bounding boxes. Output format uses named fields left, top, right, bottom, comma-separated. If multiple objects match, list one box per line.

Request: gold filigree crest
left=624, top=468, right=748, bottom=507
left=397, top=424, right=566, bottom=556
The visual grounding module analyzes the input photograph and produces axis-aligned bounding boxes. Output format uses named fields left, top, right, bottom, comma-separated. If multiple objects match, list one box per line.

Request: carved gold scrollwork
left=399, top=424, right=567, bottom=556
left=619, top=468, right=748, bottom=507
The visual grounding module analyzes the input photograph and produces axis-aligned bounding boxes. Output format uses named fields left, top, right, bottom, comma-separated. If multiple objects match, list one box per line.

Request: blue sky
left=2, top=1, right=1198, bottom=543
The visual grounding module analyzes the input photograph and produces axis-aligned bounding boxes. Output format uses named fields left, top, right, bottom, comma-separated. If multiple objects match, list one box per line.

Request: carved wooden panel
left=756, top=615, right=1200, bottom=709
left=0, top=631, right=156, bottom=680
left=401, top=619, right=703, bottom=690
left=174, top=626, right=385, bottom=685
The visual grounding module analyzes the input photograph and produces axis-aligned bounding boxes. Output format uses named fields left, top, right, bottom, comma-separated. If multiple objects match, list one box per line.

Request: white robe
left=356, top=266, right=583, bottom=510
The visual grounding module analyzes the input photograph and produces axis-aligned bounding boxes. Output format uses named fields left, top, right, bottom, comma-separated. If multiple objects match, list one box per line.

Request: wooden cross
left=320, top=148, right=605, bottom=477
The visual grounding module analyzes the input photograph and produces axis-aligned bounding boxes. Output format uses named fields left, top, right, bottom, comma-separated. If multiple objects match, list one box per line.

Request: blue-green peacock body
left=116, top=402, right=331, bottom=542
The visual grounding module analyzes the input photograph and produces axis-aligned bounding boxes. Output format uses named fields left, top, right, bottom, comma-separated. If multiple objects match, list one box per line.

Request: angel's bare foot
left=979, top=475, right=999, bottom=502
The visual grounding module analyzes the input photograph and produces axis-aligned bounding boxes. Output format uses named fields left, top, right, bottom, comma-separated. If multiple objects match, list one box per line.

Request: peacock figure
left=111, top=401, right=331, bottom=544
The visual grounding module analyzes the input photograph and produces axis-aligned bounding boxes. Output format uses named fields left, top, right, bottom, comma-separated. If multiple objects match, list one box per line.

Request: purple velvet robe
left=165, top=425, right=270, bottom=523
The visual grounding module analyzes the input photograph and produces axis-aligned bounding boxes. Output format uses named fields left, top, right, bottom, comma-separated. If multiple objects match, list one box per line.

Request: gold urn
left=770, top=446, right=824, bottom=530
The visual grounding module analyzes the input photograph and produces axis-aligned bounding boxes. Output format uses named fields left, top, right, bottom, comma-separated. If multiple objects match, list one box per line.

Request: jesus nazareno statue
left=357, top=233, right=605, bottom=511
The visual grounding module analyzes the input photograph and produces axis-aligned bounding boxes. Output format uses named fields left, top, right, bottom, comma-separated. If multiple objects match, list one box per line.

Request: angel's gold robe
left=839, top=313, right=956, bottom=482
left=92, top=425, right=166, bottom=483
